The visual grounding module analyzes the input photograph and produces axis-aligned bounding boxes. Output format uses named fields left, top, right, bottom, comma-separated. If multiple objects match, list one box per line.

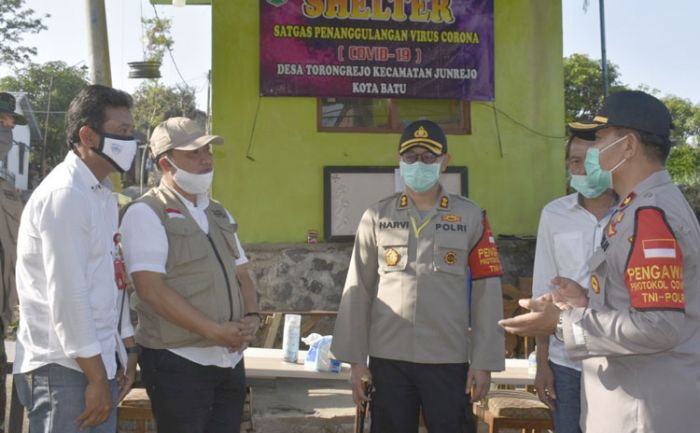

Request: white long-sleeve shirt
left=119, top=185, right=248, bottom=368
left=532, top=193, right=612, bottom=370
left=13, top=151, right=133, bottom=378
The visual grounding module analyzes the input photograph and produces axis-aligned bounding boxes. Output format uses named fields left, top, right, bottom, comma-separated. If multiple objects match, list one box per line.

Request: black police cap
left=398, top=120, right=447, bottom=155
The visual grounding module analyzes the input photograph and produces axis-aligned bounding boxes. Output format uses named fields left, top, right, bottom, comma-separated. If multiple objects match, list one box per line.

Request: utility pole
left=40, top=75, right=54, bottom=176
left=599, top=0, right=609, bottom=97
left=85, top=0, right=112, bottom=86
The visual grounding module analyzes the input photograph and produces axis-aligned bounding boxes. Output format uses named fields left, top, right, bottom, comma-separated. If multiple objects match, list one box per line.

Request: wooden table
left=244, top=347, right=533, bottom=387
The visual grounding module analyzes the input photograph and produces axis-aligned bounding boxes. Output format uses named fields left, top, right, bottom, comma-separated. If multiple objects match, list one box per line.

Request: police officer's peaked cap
left=568, top=90, right=673, bottom=137
left=399, top=120, right=447, bottom=155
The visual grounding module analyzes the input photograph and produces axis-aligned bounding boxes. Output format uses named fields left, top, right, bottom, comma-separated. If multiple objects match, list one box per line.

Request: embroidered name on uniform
left=435, top=223, right=467, bottom=232
left=379, top=221, right=409, bottom=230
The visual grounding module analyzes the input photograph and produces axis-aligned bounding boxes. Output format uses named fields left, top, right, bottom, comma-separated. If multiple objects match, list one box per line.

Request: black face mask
left=0, top=126, right=12, bottom=161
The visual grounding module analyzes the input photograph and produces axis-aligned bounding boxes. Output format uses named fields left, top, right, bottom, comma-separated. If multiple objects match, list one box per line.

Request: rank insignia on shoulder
left=385, top=248, right=401, bottom=266
left=620, top=192, right=636, bottom=209
left=439, top=196, right=449, bottom=209
left=399, top=195, right=408, bottom=208
left=607, top=223, right=617, bottom=237
left=615, top=212, right=625, bottom=223
left=591, top=275, right=601, bottom=294
left=442, top=214, right=462, bottom=223
left=444, top=251, right=458, bottom=265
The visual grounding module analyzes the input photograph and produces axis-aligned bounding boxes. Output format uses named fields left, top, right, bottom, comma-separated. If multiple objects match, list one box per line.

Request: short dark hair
left=565, top=131, right=595, bottom=160
left=614, top=127, right=671, bottom=163
left=65, top=85, right=133, bottom=149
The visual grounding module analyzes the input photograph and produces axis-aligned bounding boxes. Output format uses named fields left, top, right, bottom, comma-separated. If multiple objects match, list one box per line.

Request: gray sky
left=2, top=0, right=698, bottom=109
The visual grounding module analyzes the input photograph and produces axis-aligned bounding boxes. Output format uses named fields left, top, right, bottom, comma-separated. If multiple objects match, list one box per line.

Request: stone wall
left=244, top=237, right=536, bottom=313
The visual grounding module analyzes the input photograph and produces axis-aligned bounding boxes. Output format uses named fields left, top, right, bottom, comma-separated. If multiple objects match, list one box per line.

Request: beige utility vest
left=129, top=185, right=244, bottom=349
left=0, top=179, right=22, bottom=330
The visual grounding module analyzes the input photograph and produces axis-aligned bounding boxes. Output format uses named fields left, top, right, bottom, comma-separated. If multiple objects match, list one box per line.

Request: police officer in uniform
left=332, top=120, right=505, bottom=433
left=500, top=91, right=700, bottom=433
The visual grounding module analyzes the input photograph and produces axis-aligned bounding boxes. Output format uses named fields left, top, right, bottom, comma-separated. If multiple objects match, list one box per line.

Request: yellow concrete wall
left=211, top=0, right=565, bottom=243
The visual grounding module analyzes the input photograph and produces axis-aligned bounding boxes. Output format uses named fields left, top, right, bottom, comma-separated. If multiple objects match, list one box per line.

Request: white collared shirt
left=13, top=151, right=134, bottom=378
left=119, top=184, right=248, bottom=368
left=532, top=193, right=613, bottom=370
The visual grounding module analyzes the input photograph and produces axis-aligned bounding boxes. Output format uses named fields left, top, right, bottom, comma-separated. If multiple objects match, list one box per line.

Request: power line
left=474, top=101, right=566, bottom=140
left=150, top=2, right=189, bottom=87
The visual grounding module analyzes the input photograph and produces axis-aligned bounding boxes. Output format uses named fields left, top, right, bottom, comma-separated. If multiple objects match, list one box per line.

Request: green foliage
left=563, top=53, right=625, bottom=122
left=0, top=0, right=48, bottom=68
left=678, top=184, right=700, bottom=222
left=661, top=95, right=700, bottom=146
left=666, top=144, right=700, bottom=185
left=132, top=81, right=197, bottom=136
left=142, top=17, right=174, bottom=63
left=0, top=61, right=89, bottom=172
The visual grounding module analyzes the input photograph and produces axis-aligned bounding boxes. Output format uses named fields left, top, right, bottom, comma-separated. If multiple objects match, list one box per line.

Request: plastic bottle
left=527, top=346, right=537, bottom=378
left=282, top=314, right=301, bottom=363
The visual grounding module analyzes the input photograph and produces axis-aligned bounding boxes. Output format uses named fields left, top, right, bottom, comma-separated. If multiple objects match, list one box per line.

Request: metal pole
left=85, top=0, right=112, bottom=86
left=41, top=75, right=54, bottom=176
left=599, top=0, right=608, bottom=97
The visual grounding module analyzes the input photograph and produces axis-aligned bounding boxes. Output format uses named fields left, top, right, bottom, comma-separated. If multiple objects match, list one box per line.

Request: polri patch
left=624, top=207, right=684, bottom=311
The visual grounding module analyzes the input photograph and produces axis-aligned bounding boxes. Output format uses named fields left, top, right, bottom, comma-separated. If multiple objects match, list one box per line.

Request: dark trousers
left=369, top=357, right=476, bottom=433
left=139, top=348, right=246, bottom=433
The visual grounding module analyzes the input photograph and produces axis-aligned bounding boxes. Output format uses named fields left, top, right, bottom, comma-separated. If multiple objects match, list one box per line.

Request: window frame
left=317, top=98, right=471, bottom=134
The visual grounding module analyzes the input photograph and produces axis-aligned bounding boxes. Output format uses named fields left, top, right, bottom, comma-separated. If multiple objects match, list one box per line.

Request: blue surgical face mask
left=400, top=160, right=441, bottom=193
left=569, top=134, right=628, bottom=198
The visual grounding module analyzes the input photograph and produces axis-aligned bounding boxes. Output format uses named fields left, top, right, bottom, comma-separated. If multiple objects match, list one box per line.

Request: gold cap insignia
left=385, top=248, right=401, bottom=267
left=414, top=126, right=429, bottom=138
left=444, top=251, right=457, bottom=265
left=591, top=275, right=601, bottom=294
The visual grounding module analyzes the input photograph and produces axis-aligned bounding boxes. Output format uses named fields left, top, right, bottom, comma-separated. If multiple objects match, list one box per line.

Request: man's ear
left=77, top=126, right=98, bottom=150
left=624, top=132, right=641, bottom=159
left=441, top=153, right=452, bottom=172
left=157, top=155, right=172, bottom=172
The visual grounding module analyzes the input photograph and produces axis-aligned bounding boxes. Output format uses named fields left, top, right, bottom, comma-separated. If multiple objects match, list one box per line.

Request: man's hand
left=551, top=276, right=589, bottom=309
left=350, top=363, right=372, bottom=405
left=534, top=361, right=556, bottom=409
left=117, top=353, right=139, bottom=402
left=232, top=315, right=261, bottom=353
left=209, top=321, right=256, bottom=351
left=498, top=295, right=561, bottom=336
left=466, top=369, right=491, bottom=402
left=75, top=377, right=112, bottom=429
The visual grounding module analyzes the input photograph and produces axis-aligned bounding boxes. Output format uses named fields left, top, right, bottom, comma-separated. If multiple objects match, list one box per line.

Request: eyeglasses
left=401, top=151, right=439, bottom=164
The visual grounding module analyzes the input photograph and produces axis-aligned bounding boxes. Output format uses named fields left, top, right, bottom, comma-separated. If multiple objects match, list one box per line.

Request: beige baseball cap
left=149, top=117, right=224, bottom=157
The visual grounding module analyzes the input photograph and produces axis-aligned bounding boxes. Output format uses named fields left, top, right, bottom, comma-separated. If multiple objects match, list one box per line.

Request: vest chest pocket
left=434, top=230, right=468, bottom=276
left=163, top=219, right=210, bottom=268
left=377, top=228, right=409, bottom=273
left=212, top=217, right=240, bottom=260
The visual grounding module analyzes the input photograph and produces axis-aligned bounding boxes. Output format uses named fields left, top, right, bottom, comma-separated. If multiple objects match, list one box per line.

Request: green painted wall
left=210, top=0, right=565, bottom=244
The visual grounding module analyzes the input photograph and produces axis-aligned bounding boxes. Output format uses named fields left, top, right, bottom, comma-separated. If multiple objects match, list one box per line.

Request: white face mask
left=97, top=132, right=137, bottom=172
left=166, top=157, right=213, bottom=195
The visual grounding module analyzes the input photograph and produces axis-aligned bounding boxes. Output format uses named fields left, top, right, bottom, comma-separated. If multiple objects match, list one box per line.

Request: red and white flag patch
left=642, top=239, right=677, bottom=259
left=165, top=207, right=186, bottom=219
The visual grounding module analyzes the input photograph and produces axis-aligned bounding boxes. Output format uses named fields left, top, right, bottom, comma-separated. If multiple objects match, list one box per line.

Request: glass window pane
left=395, top=99, right=464, bottom=129
left=320, top=98, right=390, bottom=129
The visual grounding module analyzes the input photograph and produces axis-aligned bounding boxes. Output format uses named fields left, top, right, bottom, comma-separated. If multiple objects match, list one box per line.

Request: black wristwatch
left=125, top=345, right=142, bottom=355
left=244, top=312, right=263, bottom=321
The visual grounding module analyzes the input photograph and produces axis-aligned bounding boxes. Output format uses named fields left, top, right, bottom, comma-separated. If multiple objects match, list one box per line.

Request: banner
left=260, top=0, right=494, bottom=100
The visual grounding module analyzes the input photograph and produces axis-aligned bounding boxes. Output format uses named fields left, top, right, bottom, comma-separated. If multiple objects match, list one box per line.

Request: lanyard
left=410, top=215, right=432, bottom=238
